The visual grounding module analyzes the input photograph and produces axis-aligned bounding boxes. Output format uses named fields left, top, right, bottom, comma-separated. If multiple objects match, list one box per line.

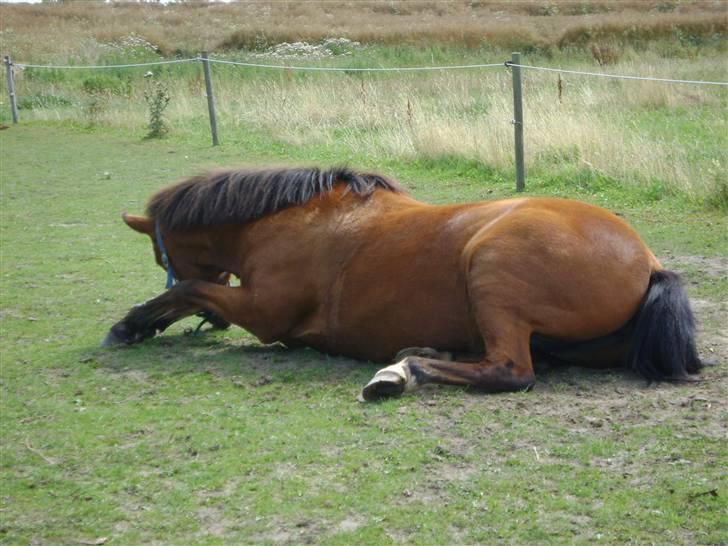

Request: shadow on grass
left=86, top=327, right=379, bottom=386
left=83, top=325, right=680, bottom=399
left=533, top=361, right=648, bottom=393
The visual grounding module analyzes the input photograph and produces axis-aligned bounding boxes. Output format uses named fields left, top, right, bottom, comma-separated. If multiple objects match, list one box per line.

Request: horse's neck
left=209, top=190, right=424, bottom=275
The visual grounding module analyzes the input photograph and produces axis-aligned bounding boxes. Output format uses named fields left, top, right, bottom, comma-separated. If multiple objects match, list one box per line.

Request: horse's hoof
left=100, top=322, right=133, bottom=347
left=362, top=372, right=406, bottom=401
left=361, top=361, right=414, bottom=401
left=100, top=329, right=123, bottom=347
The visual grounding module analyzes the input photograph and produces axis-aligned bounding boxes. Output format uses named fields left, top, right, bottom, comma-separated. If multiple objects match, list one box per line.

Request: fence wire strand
left=205, top=58, right=505, bottom=72
left=15, top=58, right=199, bottom=69
left=506, top=62, right=728, bottom=86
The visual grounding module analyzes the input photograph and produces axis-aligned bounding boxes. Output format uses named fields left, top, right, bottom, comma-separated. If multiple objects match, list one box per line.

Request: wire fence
left=11, top=54, right=728, bottom=83
left=4, top=52, right=728, bottom=190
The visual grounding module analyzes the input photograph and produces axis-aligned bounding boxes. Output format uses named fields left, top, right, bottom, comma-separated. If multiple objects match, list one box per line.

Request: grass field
left=1, top=124, right=726, bottom=545
left=1, top=2, right=727, bottom=544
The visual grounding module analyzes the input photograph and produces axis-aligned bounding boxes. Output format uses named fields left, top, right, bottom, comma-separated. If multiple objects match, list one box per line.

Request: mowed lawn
left=1, top=125, right=726, bottom=545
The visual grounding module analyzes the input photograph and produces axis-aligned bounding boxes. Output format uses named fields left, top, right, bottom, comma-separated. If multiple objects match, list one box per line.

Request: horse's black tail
left=628, top=270, right=703, bottom=380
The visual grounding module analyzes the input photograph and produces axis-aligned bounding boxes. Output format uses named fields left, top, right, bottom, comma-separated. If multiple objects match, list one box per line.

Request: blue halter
left=154, top=220, right=176, bottom=289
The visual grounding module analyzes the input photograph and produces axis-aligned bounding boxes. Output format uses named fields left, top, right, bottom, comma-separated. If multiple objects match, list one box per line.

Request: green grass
left=1, top=125, right=726, bottom=545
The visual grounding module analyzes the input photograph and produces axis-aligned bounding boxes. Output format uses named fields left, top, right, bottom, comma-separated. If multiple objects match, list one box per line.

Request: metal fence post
left=200, top=52, right=219, bottom=146
left=510, top=52, right=525, bottom=192
left=4, top=55, right=19, bottom=124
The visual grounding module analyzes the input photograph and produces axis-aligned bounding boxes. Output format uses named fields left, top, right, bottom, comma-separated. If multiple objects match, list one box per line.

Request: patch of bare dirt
left=337, top=515, right=366, bottom=533
left=691, top=298, right=728, bottom=363
left=189, top=482, right=241, bottom=540
left=248, top=519, right=328, bottom=545
left=0, top=308, right=24, bottom=320
left=106, top=368, right=151, bottom=383
left=195, top=505, right=232, bottom=538
left=659, top=254, right=728, bottom=278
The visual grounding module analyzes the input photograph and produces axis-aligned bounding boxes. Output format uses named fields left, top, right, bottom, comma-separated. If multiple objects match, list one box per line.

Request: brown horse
left=102, top=166, right=703, bottom=400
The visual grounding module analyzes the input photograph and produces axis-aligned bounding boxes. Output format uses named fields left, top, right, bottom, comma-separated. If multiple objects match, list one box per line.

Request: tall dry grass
left=1, top=1, right=726, bottom=61
left=217, top=62, right=724, bottom=197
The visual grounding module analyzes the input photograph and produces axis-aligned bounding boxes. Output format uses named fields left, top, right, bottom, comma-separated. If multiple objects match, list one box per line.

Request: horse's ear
left=122, top=213, right=153, bottom=235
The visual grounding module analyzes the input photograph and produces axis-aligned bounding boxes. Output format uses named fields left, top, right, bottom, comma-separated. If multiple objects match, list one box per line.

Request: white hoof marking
left=361, top=360, right=418, bottom=401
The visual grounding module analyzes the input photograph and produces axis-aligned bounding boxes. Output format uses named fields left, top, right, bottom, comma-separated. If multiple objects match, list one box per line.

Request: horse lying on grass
left=102, top=166, right=704, bottom=400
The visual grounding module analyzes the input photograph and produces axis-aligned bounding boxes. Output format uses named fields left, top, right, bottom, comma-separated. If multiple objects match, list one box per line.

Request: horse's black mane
left=147, top=166, right=406, bottom=231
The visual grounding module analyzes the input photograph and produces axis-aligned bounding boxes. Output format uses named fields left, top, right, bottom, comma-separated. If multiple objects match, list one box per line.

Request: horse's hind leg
left=362, top=320, right=535, bottom=400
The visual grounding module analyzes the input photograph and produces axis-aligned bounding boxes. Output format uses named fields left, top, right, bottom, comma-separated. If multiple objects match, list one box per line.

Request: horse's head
left=122, top=213, right=230, bottom=286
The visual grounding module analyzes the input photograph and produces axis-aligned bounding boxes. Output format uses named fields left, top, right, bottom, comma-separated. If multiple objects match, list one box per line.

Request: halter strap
left=154, top=220, right=176, bottom=289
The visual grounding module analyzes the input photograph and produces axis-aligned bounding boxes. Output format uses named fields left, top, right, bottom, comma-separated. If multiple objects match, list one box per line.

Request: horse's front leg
left=102, top=280, right=248, bottom=346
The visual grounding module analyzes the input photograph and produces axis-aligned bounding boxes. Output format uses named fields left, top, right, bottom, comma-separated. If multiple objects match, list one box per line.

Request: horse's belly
left=332, top=318, right=477, bottom=362
left=331, top=284, right=477, bottom=361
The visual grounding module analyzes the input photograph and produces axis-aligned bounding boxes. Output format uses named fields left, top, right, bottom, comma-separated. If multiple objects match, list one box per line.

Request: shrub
left=23, top=68, right=66, bottom=83
left=558, top=14, right=726, bottom=49
left=657, top=2, right=678, bottom=13
left=81, top=75, right=130, bottom=96
left=17, top=93, right=72, bottom=110
left=529, top=3, right=560, bottom=16
left=82, top=95, right=107, bottom=127
left=590, top=43, right=621, bottom=65
left=705, top=165, right=728, bottom=211
left=143, top=77, right=171, bottom=139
